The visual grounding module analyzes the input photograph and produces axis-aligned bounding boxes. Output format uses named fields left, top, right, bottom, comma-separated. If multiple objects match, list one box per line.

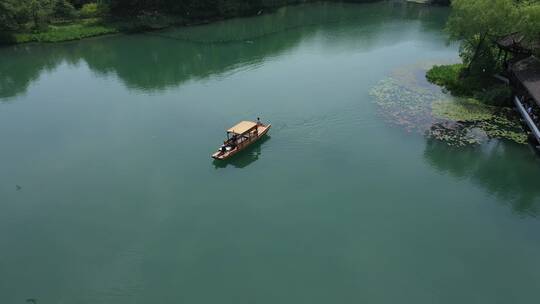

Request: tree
left=27, top=0, right=54, bottom=29
left=446, top=0, right=518, bottom=75
left=0, top=0, right=20, bottom=31
left=516, top=1, right=540, bottom=42
left=54, top=0, right=77, bottom=20
left=69, top=0, right=96, bottom=9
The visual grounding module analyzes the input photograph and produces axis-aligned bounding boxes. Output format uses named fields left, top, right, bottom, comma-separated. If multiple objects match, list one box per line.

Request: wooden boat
left=212, top=119, right=271, bottom=160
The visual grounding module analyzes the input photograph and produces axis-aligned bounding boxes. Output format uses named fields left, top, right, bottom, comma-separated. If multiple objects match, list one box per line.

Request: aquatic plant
left=426, top=63, right=512, bottom=106
left=431, top=98, right=493, bottom=121
left=370, top=63, right=526, bottom=146
left=426, top=64, right=472, bottom=95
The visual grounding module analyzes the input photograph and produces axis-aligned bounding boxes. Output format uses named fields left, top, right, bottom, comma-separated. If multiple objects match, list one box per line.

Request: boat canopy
left=227, top=121, right=257, bottom=135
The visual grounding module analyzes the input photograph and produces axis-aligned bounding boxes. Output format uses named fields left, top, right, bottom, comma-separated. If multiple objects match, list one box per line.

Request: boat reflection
left=423, top=138, right=540, bottom=216
left=213, top=136, right=271, bottom=169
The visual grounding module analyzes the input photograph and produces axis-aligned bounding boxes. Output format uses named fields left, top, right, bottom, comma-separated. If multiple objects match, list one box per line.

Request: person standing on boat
left=230, top=134, right=238, bottom=148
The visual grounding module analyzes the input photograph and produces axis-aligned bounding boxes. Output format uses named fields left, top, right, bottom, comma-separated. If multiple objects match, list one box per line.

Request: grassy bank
left=0, top=0, right=449, bottom=45
left=11, top=19, right=119, bottom=44
left=426, top=64, right=511, bottom=107
left=0, top=0, right=292, bottom=45
left=1, top=15, right=189, bottom=44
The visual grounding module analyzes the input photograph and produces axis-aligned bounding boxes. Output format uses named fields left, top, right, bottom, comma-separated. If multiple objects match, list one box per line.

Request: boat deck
left=212, top=124, right=271, bottom=160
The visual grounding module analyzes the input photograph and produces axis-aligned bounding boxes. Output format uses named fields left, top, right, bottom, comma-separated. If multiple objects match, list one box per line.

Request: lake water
left=2, top=2, right=540, bottom=303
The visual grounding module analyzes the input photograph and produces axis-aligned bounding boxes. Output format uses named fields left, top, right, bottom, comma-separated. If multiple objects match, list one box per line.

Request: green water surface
left=1, top=2, right=540, bottom=303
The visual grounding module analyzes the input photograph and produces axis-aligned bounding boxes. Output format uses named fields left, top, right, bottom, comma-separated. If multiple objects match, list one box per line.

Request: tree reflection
left=423, top=138, right=540, bottom=216
left=0, top=1, right=450, bottom=100
left=0, top=44, right=63, bottom=99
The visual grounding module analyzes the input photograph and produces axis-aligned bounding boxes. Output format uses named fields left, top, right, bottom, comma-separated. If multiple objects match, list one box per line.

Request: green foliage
left=104, top=0, right=378, bottom=17
left=430, top=98, right=527, bottom=145
left=446, top=0, right=517, bottom=42
left=473, top=85, right=511, bottom=106
left=28, top=0, right=54, bottom=30
left=427, top=64, right=512, bottom=106
left=0, top=0, right=443, bottom=44
left=426, top=64, right=474, bottom=95
left=446, top=0, right=540, bottom=74
left=516, top=1, right=540, bottom=41
left=0, top=0, right=18, bottom=31
left=54, top=0, right=77, bottom=19
left=0, top=0, right=103, bottom=33
left=372, top=64, right=525, bottom=146
left=432, top=98, right=494, bottom=122
left=70, top=0, right=95, bottom=9
left=13, top=18, right=118, bottom=43
left=446, top=0, right=518, bottom=74
left=0, top=0, right=384, bottom=42
left=80, top=2, right=107, bottom=18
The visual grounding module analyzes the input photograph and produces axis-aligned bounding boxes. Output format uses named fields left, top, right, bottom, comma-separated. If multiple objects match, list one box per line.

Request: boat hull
left=212, top=124, right=271, bottom=160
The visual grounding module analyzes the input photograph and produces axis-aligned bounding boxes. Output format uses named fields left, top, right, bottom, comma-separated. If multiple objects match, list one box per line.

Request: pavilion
left=509, top=56, right=540, bottom=144
left=493, top=32, right=540, bottom=144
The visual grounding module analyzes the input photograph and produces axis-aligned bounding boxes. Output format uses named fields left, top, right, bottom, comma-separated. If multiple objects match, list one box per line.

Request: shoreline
left=0, top=0, right=445, bottom=46
left=0, top=15, right=233, bottom=46
left=0, top=3, right=301, bottom=46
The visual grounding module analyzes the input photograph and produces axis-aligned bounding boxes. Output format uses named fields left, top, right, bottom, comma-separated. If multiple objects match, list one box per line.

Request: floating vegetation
left=432, top=98, right=494, bottom=122
left=427, top=122, right=485, bottom=146
left=370, top=63, right=527, bottom=146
